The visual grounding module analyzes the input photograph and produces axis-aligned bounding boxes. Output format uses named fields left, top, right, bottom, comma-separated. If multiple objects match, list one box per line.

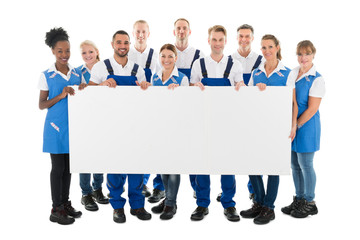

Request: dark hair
left=237, top=24, right=254, bottom=34
left=45, top=27, right=69, bottom=49
left=112, top=30, right=130, bottom=42
left=160, top=43, right=177, bottom=56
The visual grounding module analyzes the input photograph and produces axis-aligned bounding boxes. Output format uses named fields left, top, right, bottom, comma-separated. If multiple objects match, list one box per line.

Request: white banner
left=68, top=86, right=292, bottom=175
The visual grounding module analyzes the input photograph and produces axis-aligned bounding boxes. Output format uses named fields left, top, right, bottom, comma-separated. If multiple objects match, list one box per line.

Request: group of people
left=38, top=18, right=325, bottom=225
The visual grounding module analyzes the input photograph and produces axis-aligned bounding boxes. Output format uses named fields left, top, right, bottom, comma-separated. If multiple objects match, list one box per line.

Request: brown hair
left=208, top=25, right=227, bottom=38
left=80, top=40, right=100, bottom=61
left=160, top=43, right=177, bottom=56
left=262, top=34, right=282, bottom=60
left=296, top=40, right=316, bottom=56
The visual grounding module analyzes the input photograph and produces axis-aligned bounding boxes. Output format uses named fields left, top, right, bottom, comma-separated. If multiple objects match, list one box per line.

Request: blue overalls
left=42, top=68, right=82, bottom=154
left=243, top=55, right=262, bottom=86
left=195, top=56, right=236, bottom=209
left=76, top=64, right=91, bottom=84
left=178, top=49, right=200, bottom=80
left=152, top=72, right=187, bottom=86
left=103, top=59, right=145, bottom=210
left=143, top=48, right=154, bottom=83
left=249, top=63, right=291, bottom=209
left=292, top=72, right=322, bottom=153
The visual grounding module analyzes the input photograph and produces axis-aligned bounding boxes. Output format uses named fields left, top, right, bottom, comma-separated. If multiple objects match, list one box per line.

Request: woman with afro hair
left=38, top=27, right=86, bottom=225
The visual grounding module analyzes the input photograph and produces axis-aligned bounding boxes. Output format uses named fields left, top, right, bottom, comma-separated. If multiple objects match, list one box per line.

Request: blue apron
left=152, top=72, right=186, bottom=86
left=178, top=49, right=200, bottom=81
left=104, top=59, right=139, bottom=85
left=76, top=65, right=91, bottom=84
left=42, top=68, right=82, bottom=154
left=144, top=48, right=154, bottom=83
left=252, top=65, right=290, bottom=86
left=243, top=55, right=262, bottom=85
left=292, top=73, right=322, bottom=153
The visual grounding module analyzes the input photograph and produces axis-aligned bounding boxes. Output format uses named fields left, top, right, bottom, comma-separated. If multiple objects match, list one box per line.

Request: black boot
left=92, top=188, right=109, bottom=204
left=64, top=201, right=82, bottom=218
left=281, top=196, right=302, bottom=215
left=81, top=194, right=99, bottom=211
left=291, top=200, right=318, bottom=218
left=50, top=205, right=75, bottom=225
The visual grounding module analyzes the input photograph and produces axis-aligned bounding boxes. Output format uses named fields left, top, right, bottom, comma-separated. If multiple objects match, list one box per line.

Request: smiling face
left=160, top=49, right=177, bottom=71
left=81, top=44, right=99, bottom=66
left=208, top=31, right=226, bottom=55
left=237, top=28, right=254, bottom=51
left=261, top=39, right=279, bottom=61
left=297, top=47, right=314, bottom=70
left=112, top=34, right=130, bottom=58
left=52, top=40, right=70, bottom=66
left=133, top=22, right=150, bottom=45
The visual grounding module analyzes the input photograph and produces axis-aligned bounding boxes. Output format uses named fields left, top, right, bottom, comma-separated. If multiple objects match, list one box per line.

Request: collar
left=235, top=50, right=256, bottom=60
left=176, top=45, right=191, bottom=53
left=111, top=56, right=132, bottom=69
left=208, top=54, right=228, bottom=64
left=294, top=65, right=317, bottom=82
left=155, top=66, right=180, bottom=82
left=48, top=63, right=75, bottom=74
left=259, top=60, right=286, bottom=73
left=131, top=45, right=149, bottom=54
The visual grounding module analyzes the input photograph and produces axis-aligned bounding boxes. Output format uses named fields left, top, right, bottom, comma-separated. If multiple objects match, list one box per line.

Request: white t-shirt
left=190, top=55, right=243, bottom=86
left=89, top=56, right=146, bottom=84
left=128, top=46, right=161, bottom=73
left=231, top=50, right=263, bottom=74
left=175, top=45, right=205, bottom=69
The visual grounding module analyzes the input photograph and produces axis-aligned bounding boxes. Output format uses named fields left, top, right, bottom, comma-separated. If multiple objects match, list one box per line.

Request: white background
left=1, top=0, right=359, bottom=239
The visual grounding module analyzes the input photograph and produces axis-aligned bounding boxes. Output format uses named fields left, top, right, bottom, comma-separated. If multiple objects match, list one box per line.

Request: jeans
left=249, top=175, right=279, bottom=209
left=161, top=174, right=180, bottom=207
left=291, top=151, right=316, bottom=202
left=79, top=173, right=104, bottom=195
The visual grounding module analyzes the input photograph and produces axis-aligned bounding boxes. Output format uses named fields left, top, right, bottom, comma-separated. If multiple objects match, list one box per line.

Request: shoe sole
left=50, top=215, right=75, bottom=225
left=130, top=210, right=152, bottom=220
left=190, top=211, right=209, bottom=221
left=81, top=201, right=99, bottom=211
left=253, top=215, right=275, bottom=225
left=113, top=217, right=126, bottom=223
left=291, top=209, right=318, bottom=218
left=224, top=214, right=240, bottom=222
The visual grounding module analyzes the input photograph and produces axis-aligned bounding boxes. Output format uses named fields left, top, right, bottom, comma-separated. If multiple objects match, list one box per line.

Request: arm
left=39, top=87, right=75, bottom=110
left=289, top=88, right=298, bottom=141
left=297, top=97, right=322, bottom=128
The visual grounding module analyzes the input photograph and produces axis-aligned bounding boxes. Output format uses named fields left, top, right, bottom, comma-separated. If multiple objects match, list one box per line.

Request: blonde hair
left=80, top=40, right=100, bottom=61
left=133, top=20, right=149, bottom=30
left=208, top=25, right=227, bottom=38
left=174, top=18, right=190, bottom=28
left=262, top=34, right=282, bottom=60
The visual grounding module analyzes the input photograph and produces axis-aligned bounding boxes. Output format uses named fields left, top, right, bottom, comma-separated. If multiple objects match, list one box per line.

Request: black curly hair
left=45, top=27, right=69, bottom=49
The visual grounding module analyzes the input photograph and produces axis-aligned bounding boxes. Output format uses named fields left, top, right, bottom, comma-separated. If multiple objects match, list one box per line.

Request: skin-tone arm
left=297, top=96, right=322, bottom=128
left=290, top=88, right=298, bottom=141
left=39, top=84, right=87, bottom=110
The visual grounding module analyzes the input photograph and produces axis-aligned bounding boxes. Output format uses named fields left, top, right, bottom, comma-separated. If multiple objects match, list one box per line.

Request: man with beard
left=89, top=30, right=151, bottom=223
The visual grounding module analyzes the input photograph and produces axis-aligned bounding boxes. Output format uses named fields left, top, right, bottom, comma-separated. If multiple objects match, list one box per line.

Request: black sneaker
left=142, top=185, right=151, bottom=197
left=151, top=199, right=165, bottom=214
left=92, top=188, right=109, bottom=204
left=216, top=192, right=222, bottom=202
left=190, top=206, right=209, bottom=221
left=281, top=196, right=302, bottom=215
left=64, top=201, right=82, bottom=218
left=50, top=205, right=75, bottom=225
left=130, top=207, right=152, bottom=220
left=160, top=205, right=177, bottom=220
left=224, top=206, right=240, bottom=222
left=240, top=202, right=263, bottom=218
left=81, top=194, right=99, bottom=211
left=148, top=189, right=165, bottom=203
left=253, top=207, right=275, bottom=225
left=113, top=208, right=126, bottom=223
left=291, top=200, right=318, bottom=218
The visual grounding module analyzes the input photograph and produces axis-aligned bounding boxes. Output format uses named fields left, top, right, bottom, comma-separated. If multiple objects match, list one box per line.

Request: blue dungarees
left=103, top=59, right=145, bottom=210
left=178, top=49, right=200, bottom=81
left=195, top=56, right=236, bottom=209
left=249, top=62, right=291, bottom=209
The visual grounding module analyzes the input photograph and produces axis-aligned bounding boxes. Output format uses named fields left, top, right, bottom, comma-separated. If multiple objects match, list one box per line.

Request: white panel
left=68, top=86, right=292, bottom=175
